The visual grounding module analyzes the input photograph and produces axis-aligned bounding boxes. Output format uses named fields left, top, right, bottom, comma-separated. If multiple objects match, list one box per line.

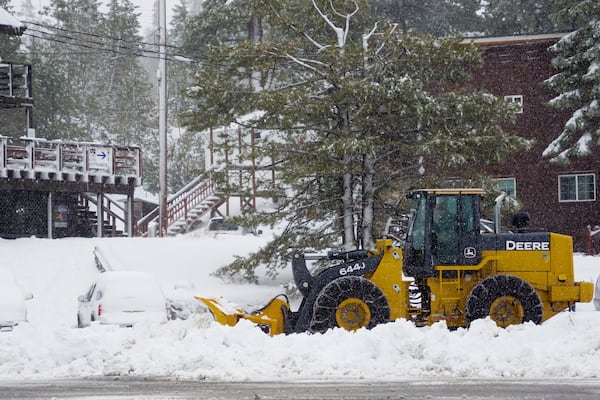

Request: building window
left=558, top=173, right=596, bottom=202
left=494, top=177, right=516, bottom=198
left=504, top=95, right=523, bottom=113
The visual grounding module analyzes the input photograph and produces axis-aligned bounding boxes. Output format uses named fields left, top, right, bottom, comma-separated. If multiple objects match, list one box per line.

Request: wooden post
left=271, top=153, right=276, bottom=200
left=586, top=225, right=593, bottom=256
left=25, top=64, right=34, bottom=137
left=251, top=128, right=257, bottom=212
left=238, top=127, right=243, bottom=211
left=127, top=192, right=134, bottom=237
left=224, top=138, right=230, bottom=216
left=97, top=193, right=103, bottom=238
left=47, top=192, right=53, bottom=239
left=209, top=127, right=214, bottom=167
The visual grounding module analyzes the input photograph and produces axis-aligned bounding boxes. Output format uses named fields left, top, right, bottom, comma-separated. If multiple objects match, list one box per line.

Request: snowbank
left=0, top=235, right=598, bottom=381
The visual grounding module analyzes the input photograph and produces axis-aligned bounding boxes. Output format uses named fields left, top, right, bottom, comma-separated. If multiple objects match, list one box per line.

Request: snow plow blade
left=195, top=295, right=290, bottom=336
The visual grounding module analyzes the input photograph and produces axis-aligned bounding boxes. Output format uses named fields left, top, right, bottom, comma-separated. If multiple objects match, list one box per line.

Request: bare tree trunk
left=342, top=168, right=356, bottom=250
left=248, top=15, right=262, bottom=43
left=248, top=15, right=263, bottom=91
left=361, top=153, right=375, bottom=249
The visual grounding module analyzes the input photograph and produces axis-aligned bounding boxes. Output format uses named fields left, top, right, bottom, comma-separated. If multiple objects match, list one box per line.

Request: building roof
left=0, top=6, right=26, bottom=36
left=410, top=188, right=487, bottom=196
left=463, top=32, right=568, bottom=47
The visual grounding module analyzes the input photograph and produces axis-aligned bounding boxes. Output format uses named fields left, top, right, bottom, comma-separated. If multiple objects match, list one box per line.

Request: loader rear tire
left=310, top=276, right=390, bottom=333
left=465, top=274, right=543, bottom=328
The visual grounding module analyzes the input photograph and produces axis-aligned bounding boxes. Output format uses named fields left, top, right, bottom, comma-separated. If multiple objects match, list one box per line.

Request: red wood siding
left=470, top=35, right=599, bottom=251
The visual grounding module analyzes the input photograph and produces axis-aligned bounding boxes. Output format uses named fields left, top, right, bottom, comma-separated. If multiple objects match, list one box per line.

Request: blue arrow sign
left=89, top=147, right=112, bottom=171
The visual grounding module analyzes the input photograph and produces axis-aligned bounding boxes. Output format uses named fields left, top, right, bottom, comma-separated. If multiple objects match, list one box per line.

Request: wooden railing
left=0, top=62, right=32, bottom=100
left=0, top=136, right=142, bottom=185
left=585, top=225, right=600, bottom=255
left=136, top=174, right=222, bottom=236
left=79, top=193, right=128, bottom=237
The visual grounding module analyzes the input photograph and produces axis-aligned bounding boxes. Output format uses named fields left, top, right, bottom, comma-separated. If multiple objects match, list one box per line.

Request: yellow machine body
left=424, top=232, right=593, bottom=328
left=197, top=295, right=290, bottom=336
left=197, top=189, right=593, bottom=334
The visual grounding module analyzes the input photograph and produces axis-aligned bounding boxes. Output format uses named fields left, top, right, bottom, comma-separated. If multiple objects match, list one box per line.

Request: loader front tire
left=310, top=276, right=390, bottom=333
left=465, top=274, right=543, bottom=328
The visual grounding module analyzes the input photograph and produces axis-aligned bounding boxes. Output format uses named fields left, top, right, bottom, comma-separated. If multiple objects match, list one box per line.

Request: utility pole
left=158, top=0, right=168, bottom=236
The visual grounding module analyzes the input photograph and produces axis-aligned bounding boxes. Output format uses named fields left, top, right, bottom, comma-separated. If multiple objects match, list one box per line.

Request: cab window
left=407, top=195, right=426, bottom=251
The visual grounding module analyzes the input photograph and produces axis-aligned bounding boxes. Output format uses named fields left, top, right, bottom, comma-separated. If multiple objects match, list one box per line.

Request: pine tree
left=165, top=0, right=261, bottom=193
left=481, top=0, right=581, bottom=36
left=543, top=0, right=600, bottom=161
left=52, top=0, right=109, bottom=140
left=99, top=0, right=156, bottom=146
left=181, top=0, right=530, bottom=279
left=24, top=1, right=158, bottom=190
left=369, top=0, right=484, bottom=36
left=28, top=0, right=107, bottom=141
left=166, top=0, right=206, bottom=191
left=28, top=37, right=81, bottom=141
left=168, top=0, right=192, bottom=124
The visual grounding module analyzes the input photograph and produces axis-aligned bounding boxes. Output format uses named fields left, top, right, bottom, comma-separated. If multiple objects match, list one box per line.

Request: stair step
left=138, top=179, right=226, bottom=235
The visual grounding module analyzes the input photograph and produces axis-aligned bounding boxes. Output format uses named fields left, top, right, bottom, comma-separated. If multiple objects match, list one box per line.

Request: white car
left=594, top=274, right=600, bottom=311
left=77, top=271, right=168, bottom=328
left=0, top=268, right=33, bottom=331
left=206, top=216, right=262, bottom=236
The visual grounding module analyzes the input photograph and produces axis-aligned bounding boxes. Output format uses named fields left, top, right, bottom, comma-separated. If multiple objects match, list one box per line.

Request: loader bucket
left=195, top=297, right=243, bottom=327
left=195, top=295, right=291, bottom=336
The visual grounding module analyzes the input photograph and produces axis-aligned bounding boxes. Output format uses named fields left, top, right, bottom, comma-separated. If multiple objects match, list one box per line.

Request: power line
left=17, top=18, right=306, bottom=74
left=21, top=30, right=189, bottom=63
left=25, top=26, right=146, bottom=54
left=21, top=20, right=204, bottom=64
left=23, top=20, right=182, bottom=52
left=21, top=19, right=265, bottom=65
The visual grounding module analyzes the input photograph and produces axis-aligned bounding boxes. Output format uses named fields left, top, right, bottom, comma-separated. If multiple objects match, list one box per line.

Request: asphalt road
left=2, top=377, right=600, bottom=399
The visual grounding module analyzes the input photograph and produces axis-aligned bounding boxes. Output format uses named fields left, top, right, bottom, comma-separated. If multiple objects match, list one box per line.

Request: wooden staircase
left=77, top=193, right=128, bottom=237
left=136, top=175, right=226, bottom=236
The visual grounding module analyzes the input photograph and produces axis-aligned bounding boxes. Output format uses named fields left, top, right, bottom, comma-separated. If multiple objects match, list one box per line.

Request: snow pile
left=0, top=235, right=599, bottom=381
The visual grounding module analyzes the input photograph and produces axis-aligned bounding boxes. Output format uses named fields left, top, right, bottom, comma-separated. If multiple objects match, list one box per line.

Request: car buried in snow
left=77, top=271, right=169, bottom=328
left=205, top=216, right=262, bottom=237
left=0, top=268, right=33, bottom=331
left=593, top=274, right=600, bottom=311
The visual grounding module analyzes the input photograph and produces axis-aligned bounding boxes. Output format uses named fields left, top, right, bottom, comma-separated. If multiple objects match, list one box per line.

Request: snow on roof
left=0, top=6, right=26, bottom=36
left=463, top=32, right=568, bottom=47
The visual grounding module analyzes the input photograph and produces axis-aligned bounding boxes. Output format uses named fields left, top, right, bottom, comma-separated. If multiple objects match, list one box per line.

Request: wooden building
left=0, top=134, right=142, bottom=239
left=1, top=58, right=142, bottom=238
left=1, top=7, right=145, bottom=239
left=467, top=33, right=598, bottom=251
left=0, top=6, right=26, bottom=36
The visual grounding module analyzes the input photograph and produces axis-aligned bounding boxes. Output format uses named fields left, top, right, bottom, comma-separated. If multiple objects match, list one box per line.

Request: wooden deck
left=1, top=59, right=143, bottom=238
left=0, top=136, right=142, bottom=194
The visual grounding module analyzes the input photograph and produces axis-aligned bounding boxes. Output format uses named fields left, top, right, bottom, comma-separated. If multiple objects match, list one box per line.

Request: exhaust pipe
left=494, top=192, right=507, bottom=234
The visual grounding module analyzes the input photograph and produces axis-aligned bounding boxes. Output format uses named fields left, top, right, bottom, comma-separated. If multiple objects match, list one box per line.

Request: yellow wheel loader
left=197, top=188, right=594, bottom=335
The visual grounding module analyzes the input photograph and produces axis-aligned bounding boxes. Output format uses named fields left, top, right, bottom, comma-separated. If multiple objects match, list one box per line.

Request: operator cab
left=403, top=189, right=485, bottom=278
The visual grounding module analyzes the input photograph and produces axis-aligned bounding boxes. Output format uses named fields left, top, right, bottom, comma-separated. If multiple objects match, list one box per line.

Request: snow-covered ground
left=1, top=231, right=600, bottom=381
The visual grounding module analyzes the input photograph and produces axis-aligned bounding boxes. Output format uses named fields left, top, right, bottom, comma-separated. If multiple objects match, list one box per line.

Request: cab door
left=456, top=194, right=482, bottom=266
left=431, top=194, right=482, bottom=266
